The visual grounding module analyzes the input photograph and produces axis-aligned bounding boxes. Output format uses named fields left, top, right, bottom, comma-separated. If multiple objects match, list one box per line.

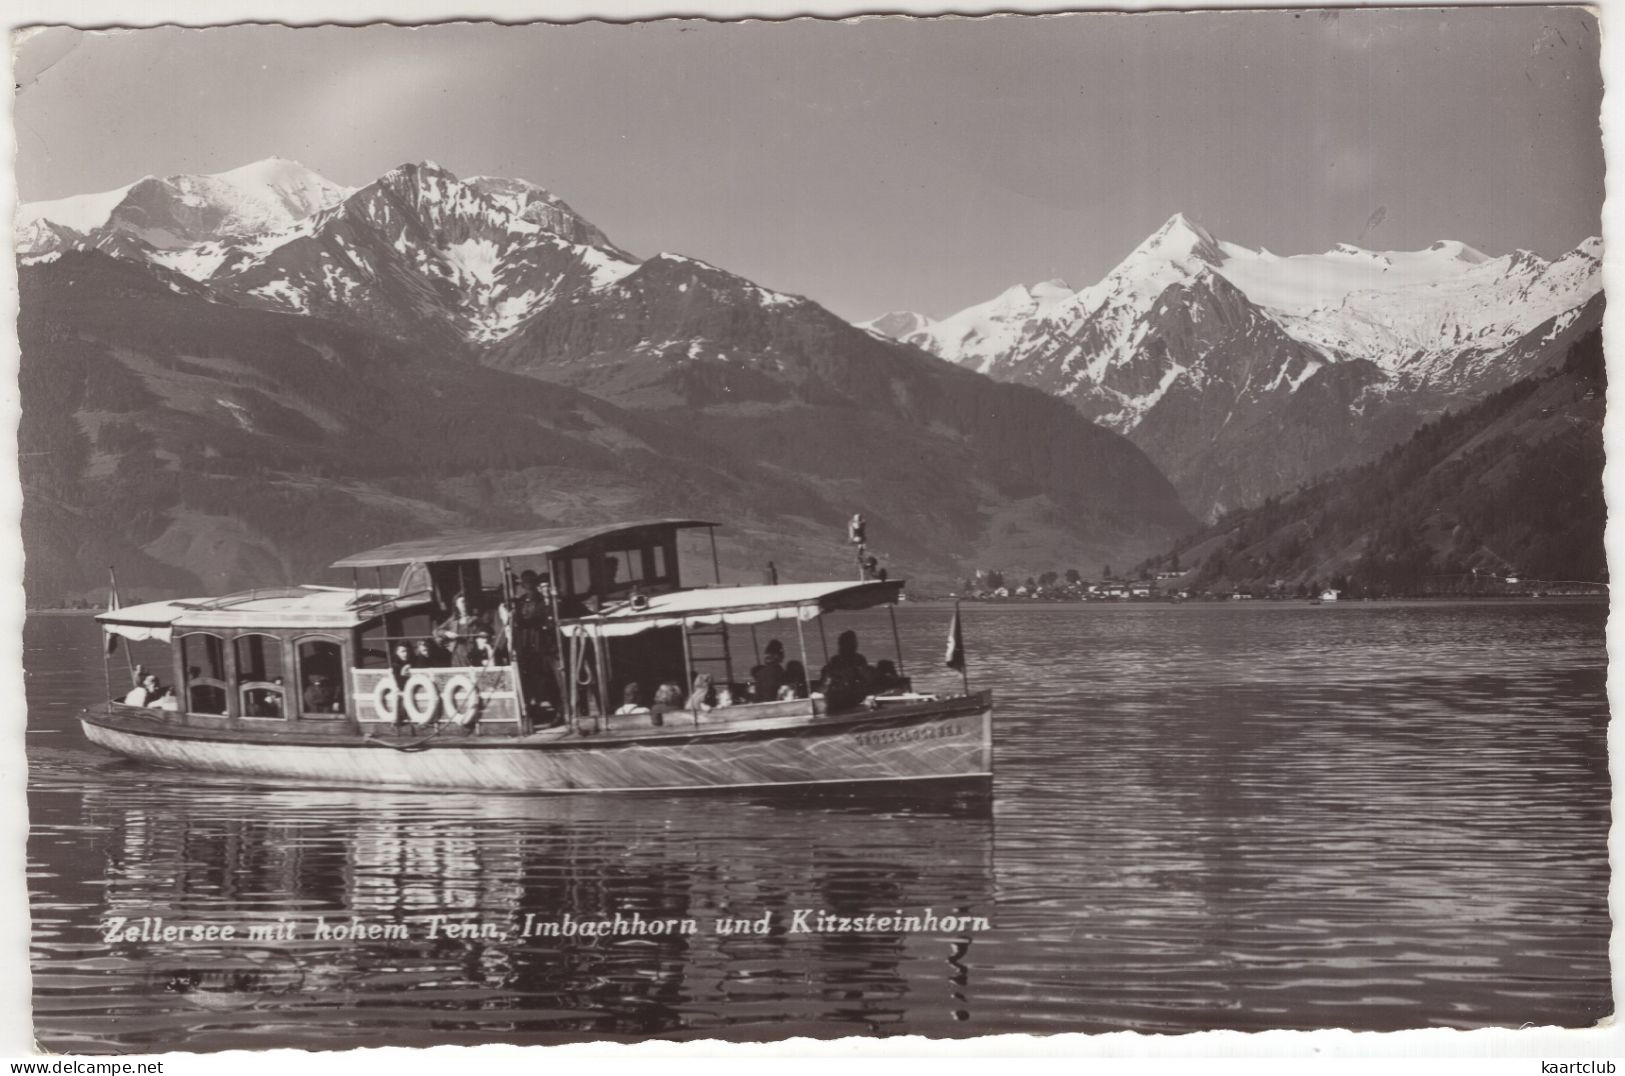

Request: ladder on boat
left=683, top=622, right=736, bottom=687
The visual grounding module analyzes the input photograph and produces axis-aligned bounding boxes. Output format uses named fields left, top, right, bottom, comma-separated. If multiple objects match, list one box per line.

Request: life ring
left=440, top=674, right=482, bottom=726
left=402, top=673, right=440, bottom=725
left=372, top=677, right=402, bottom=722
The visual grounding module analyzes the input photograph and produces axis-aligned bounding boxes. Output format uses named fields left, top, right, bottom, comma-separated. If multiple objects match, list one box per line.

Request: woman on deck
left=434, top=594, right=489, bottom=667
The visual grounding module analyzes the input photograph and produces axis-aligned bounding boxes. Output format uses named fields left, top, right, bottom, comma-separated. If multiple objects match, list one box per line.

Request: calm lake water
left=25, top=600, right=1612, bottom=1050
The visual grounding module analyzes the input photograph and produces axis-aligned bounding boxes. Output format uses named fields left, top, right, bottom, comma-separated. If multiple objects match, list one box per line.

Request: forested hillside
left=1151, top=326, right=1606, bottom=596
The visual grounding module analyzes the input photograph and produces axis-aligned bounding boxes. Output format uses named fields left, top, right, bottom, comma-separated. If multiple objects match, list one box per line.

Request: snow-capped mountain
left=884, top=213, right=1602, bottom=403
left=865, top=213, right=1603, bottom=516
left=16, top=158, right=815, bottom=350
left=17, top=158, right=351, bottom=258
left=17, top=158, right=1198, bottom=599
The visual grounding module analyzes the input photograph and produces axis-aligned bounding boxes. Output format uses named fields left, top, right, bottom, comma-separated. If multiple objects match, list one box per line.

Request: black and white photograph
left=5, top=3, right=1613, bottom=1058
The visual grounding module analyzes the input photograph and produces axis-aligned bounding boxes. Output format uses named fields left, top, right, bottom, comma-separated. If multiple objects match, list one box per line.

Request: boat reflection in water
left=35, top=776, right=993, bottom=1052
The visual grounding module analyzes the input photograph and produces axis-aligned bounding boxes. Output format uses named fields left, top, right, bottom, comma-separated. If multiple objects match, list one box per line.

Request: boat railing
left=350, top=665, right=523, bottom=730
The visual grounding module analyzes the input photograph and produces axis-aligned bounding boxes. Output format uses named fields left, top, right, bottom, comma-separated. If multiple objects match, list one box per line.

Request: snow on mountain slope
left=913, top=280, right=1078, bottom=376
left=18, top=159, right=652, bottom=347
left=1214, top=238, right=1491, bottom=317
left=873, top=212, right=1602, bottom=405
left=16, top=181, right=136, bottom=239
left=1276, top=239, right=1602, bottom=388
left=858, top=310, right=937, bottom=348
left=16, top=157, right=349, bottom=268
left=204, top=161, right=645, bottom=344
left=860, top=213, right=1601, bottom=519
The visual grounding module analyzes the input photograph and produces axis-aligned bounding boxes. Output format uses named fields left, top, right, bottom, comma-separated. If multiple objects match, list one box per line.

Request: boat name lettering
left=853, top=722, right=965, bottom=747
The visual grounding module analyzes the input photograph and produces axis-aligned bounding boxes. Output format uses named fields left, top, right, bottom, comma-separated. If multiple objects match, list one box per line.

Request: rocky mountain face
left=17, top=160, right=1195, bottom=604
left=1156, top=320, right=1607, bottom=595
left=862, top=214, right=1603, bottom=518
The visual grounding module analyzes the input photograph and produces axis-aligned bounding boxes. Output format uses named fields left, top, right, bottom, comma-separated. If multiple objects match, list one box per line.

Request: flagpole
left=945, top=598, right=969, bottom=696
left=101, top=618, right=114, bottom=704
left=111, top=566, right=135, bottom=683
left=957, top=599, right=970, bottom=695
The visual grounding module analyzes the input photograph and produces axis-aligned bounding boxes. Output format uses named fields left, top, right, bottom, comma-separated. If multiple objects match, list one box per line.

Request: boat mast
left=888, top=603, right=906, bottom=676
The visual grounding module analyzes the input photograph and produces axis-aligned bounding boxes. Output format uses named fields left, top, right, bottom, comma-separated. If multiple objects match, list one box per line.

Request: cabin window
left=650, top=544, right=668, bottom=581
left=563, top=556, right=592, bottom=597
left=295, top=636, right=346, bottom=717
left=234, top=634, right=286, bottom=718
left=179, top=633, right=228, bottom=716
left=357, top=610, right=435, bottom=670
left=604, top=547, right=648, bottom=588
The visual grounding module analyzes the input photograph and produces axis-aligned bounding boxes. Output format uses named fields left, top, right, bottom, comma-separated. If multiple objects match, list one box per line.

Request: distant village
left=946, top=568, right=1602, bottom=603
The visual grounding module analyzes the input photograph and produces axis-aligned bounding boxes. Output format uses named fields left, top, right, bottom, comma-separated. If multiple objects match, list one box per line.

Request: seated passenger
left=652, top=681, right=686, bottom=710
left=872, top=659, right=904, bottom=694
left=302, top=673, right=341, bottom=714
left=122, top=673, right=163, bottom=707
left=689, top=673, right=716, bottom=716
left=820, top=630, right=873, bottom=710
left=714, top=685, right=736, bottom=708
left=245, top=679, right=285, bottom=717
left=412, top=639, right=445, bottom=668
left=750, top=639, right=789, bottom=701
left=614, top=682, right=649, bottom=715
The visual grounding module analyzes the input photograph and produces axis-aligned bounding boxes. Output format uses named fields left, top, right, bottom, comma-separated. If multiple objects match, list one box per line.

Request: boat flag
left=944, top=601, right=965, bottom=673
left=104, top=567, right=121, bottom=656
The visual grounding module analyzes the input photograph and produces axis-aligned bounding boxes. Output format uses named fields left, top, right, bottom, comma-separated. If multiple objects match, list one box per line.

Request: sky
left=11, top=8, right=1606, bottom=322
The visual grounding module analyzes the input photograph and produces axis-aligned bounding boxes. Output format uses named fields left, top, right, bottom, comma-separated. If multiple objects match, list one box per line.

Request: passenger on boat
left=872, top=659, right=904, bottom=694
left=471, top=632, right=504, bottom=668
left=434, top=594, right=489, bottom=667
left=714, top=685, right=736, bottom=708
left=390, top=643, right=414, bottom=685
left=820, top=630, right=873, bottom=711
left=614, top=682, right=650, bottom=715
left=302, top=673, right=342, bottom=714
left=122, top=673, right=164, bottom=707
left=778, top=660, right=809, bottom=700
left=750, top=638, right=788, bottom=701
left=689, top=673, right=716, bottom=716
left=245, top=676, right=285, bottom=717
left=412, top=639, right=444, bottom=668
left=652, top=681, right=686, bottom=710
left=510, top=571, right=555, bottom=670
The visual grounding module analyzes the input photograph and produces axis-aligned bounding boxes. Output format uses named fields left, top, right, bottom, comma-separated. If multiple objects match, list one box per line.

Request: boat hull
left=80, top=694, right=993, bottom=794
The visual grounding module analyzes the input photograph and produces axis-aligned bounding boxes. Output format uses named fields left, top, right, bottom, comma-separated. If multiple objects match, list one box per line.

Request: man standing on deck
left=511, top=570, right=562, bottom=723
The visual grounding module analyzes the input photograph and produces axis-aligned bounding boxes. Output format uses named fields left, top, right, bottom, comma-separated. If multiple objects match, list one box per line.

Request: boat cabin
left=98, top=520, right=916, bottom=740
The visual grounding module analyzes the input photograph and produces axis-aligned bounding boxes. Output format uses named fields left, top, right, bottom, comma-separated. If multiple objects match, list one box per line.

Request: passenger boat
left=83, top=520, right=993, bottom=794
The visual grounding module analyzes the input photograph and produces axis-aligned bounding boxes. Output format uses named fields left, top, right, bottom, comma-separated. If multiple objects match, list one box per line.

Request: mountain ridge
left=17, top=161, right=1197, bottom=603
left=862, top=213, right=1602, bottom=517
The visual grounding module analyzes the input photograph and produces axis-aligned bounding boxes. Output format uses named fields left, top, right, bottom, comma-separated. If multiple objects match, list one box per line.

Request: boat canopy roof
left=96, top=586, right=398, bottom=642
left=332, top=519, right=718, bottom=569
left=561, top=579, right=904, bottom=639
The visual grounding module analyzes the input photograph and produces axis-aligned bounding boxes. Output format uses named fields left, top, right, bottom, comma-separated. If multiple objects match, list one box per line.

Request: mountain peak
left=379, top=159, right=458, bottom=184
left=1132, top=213, right=1226, bottom=267
left=1424, top=239, right=1490, bottom=264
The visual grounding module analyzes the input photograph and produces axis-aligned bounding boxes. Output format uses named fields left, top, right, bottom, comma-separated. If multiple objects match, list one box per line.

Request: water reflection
left=33, top=771, right=993, bottom=1050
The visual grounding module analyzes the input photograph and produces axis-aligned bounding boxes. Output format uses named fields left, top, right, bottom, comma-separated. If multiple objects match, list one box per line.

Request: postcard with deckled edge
left=3, top=1, right=1616, bottom=1062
